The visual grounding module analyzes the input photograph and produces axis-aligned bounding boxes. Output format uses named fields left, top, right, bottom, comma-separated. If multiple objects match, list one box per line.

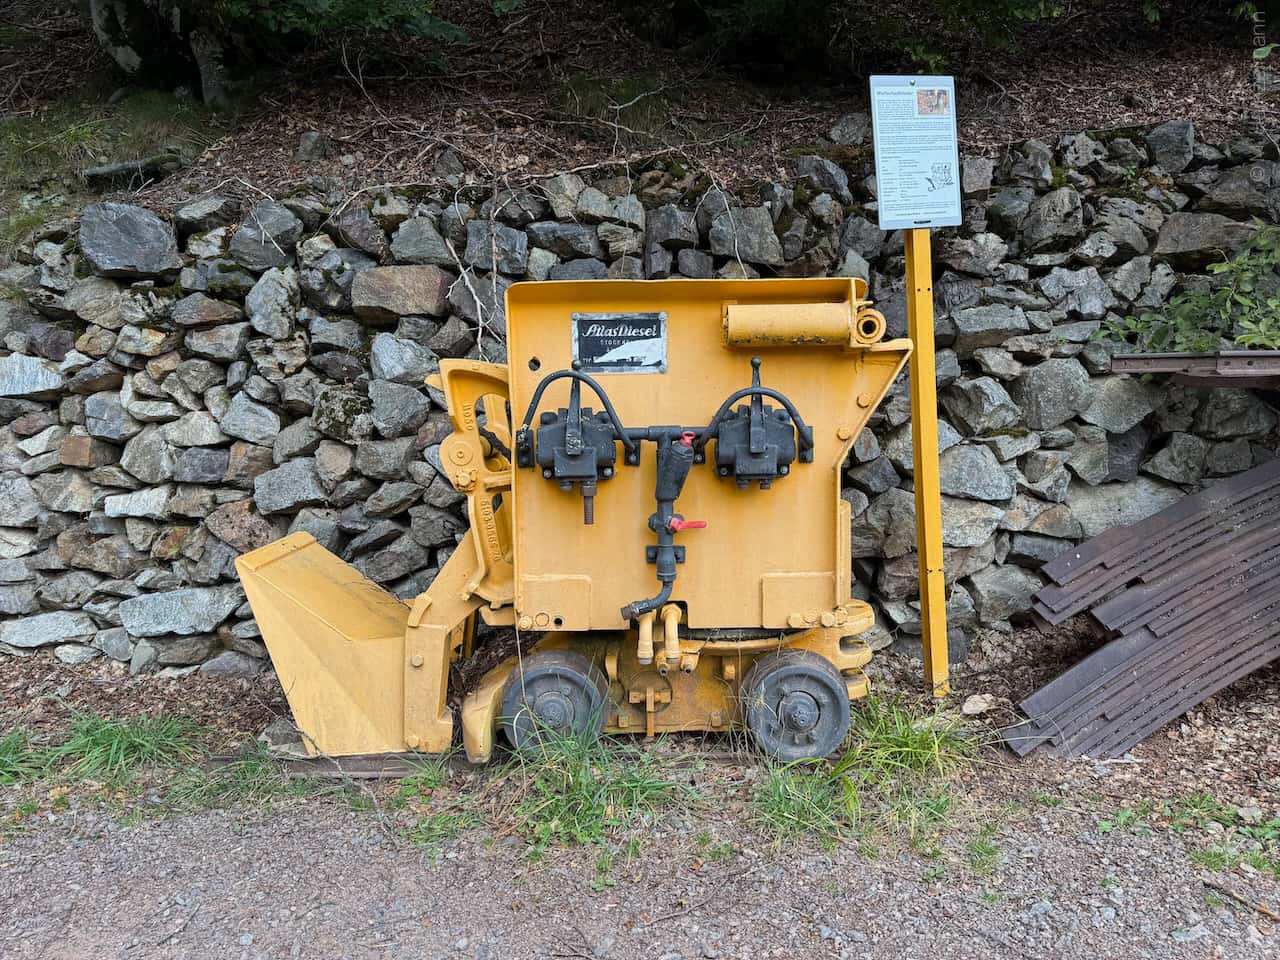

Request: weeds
left=396, top=753, right=453, bottom=808
left=393, top=751, right=479, bottom=850
left=753, top=761, right=852, bottom=847
left=405, top=809, right=479, bottom=847
left=1190, top=846, right=1235, bottom=871
left=1168, top=792, right=1235, bottom=832
left=694, top=830, right=737, bottom=863
left=46, top=713, right=205, bottom=785
left=0, top=89, right=222, bottom=250
left=1190, top=845, right=1280, bottom=879
left=834, top=696, right=976, bottom=782
left=751, top=696, right=985, bottom=859
left=0, top=728, right=44, bottom=785
left=496, top=731, right=685, bottom=858
left=559, top=73, right=670, bottom=142
left=966, top=824, right=1001, bottom=875
left=167, top=741, right=307, bottom=809
left=1097, top=801, right=1156, bottom=835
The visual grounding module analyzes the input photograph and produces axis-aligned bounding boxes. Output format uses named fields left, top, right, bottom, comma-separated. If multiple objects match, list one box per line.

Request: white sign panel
left=869, top=75, right=962, bottom=231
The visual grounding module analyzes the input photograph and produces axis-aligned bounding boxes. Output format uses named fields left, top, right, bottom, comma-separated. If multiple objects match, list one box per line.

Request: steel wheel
left=741, top=649, right=851, bottom=761
left=500, top=649, right=609, bottom=749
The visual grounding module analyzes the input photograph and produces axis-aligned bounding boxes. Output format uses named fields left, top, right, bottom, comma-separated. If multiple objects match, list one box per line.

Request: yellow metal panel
left=760, top=572, right=836, bottom=628
left=905, top=229, right=950, bottom=696
left=506, top=278, right=910, bottom=632
left=239, top=277, right=920, bottom=759
left=403, top=534, right=486, bottom=752
left=234, top=533, right=410, bottom=755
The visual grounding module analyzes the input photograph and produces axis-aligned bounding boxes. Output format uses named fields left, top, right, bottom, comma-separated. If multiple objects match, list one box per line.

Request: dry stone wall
left=0, top=118, right=1275, bottom=673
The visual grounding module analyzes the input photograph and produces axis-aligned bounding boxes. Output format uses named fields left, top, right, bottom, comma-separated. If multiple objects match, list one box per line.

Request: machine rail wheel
left=741, top=649, right=851, bottom=761
left=501, top=649, right=609, bottom=750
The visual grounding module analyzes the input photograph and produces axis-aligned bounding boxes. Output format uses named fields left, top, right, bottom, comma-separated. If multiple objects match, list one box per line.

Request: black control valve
left=703, top=357, right=813, bottom=490
left=529, top=376, right=619, bottom=525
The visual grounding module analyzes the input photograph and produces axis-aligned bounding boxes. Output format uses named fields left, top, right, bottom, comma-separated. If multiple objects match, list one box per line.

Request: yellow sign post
left=904, top=228, right=949, bottom=696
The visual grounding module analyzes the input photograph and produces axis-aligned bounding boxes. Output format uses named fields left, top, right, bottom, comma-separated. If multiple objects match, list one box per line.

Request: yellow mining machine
left=236, top=278, right=911, bottom=762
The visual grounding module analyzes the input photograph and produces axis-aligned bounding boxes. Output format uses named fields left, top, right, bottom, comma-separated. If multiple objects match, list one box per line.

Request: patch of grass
left=47, top=713, right=205, bottom=785
left=0, top=89, right=222, bottom=253
left=966, top=824, right=1001, bottom=875
left=0, top=208, right=49, bottom=251
left=1193, top=845, right=1280, bottom=880
left=1097, top=800, right=1156, bottom=835
left=835, top=696, right=976, bottom=782
left=395, top=753, right=453, bottom=808
left=0, top=729, right=45, bottom=785
left=782, top=142, right=874, bottom=170
left=881, top=780, right=955, bottom=846
left=167, top=741, right=308, bottom=809
left=405, top=809, right=479, bottom=848
left=694, top=830, right=737, bottom=863
left=1241, top=850, right=1280, bottom=879
left=591, top=848, right=618, bottom=891
left=1192, top=842, right=1279, bottom=876
left=754, top=761, right=854, bottom=847
left=1168, top=792, right=1236, bottom=832
left=497, top=732, right=685, bottom=859
left=0, top=91, right=216, bottom=191
left=751, top=696, right=983, bottom=854
left=1191, top=846, right=1238, bottom=872
left=1033, top=790, right=1064, bottom=808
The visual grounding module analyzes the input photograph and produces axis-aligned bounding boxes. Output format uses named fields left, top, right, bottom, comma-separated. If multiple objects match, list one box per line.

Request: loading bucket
left=235, top=532, right=411, bottom=756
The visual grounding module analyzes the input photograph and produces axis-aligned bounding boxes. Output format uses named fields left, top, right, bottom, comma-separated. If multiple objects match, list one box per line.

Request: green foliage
left=754, top=761, right=854, bottom=845
left=167, top=741, right=311, bottom=808
left=834, top=695, right=976, bottom=782
left=752, top=696, right=981, bottom=851
left=207, top=1, right=465, bottom=41
left=1096, top=800, right=1156, bottom=835
left=205, top=0, right=523, bottom=44
left=46, top=713, right=205, bottom=785
left=1101, top=223, right=1280, bottom=352
left=626, top=0, right=1066, bottom=74
left=499, top=732, right=684, bottom=857
left=405, top=808, right=480, bottom=846
left=0, top=729, right=45, bottom=785
left=1193, top=845, right=1280, bottom=878
left=396, top=753, right=453, bottom=806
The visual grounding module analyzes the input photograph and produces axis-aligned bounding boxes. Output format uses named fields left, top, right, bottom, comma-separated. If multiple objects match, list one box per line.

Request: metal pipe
left=661, top=604, right=682, bottom=665
left=636, top=610, right=657, bottom=665
left=620, top=580, right=672, bottom=622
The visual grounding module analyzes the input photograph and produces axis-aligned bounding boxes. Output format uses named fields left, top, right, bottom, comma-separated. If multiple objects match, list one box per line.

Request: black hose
left=620, top=580, right=673, bottom=622
left=697, top=386, right=814, bottom=456
left=518, top=370, right=638, bottom=454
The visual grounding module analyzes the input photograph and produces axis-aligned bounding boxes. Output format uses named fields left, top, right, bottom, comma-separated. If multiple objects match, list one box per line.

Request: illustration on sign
left=869, top=75, right=963, bottom=231
left=571, top=312, right=668, bottom=374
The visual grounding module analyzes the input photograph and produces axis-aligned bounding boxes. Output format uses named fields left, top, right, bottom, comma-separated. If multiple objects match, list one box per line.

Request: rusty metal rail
left=1006, top=458, right=1280, bottom=759
left=1111, top=351, right=1280, bottom=389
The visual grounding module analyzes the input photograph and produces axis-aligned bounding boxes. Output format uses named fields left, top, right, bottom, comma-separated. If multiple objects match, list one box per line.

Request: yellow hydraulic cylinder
left=724, top=300, right=885, bottom=348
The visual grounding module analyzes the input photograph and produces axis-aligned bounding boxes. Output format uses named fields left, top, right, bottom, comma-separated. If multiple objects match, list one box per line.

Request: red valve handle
left=668, top=517, right=707, bottom=532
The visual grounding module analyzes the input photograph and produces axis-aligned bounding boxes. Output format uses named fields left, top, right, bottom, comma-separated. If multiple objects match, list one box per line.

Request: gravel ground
left=2, top=768, right=1277, bottom=960
left=2, top=647, right=1279, bottom=960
